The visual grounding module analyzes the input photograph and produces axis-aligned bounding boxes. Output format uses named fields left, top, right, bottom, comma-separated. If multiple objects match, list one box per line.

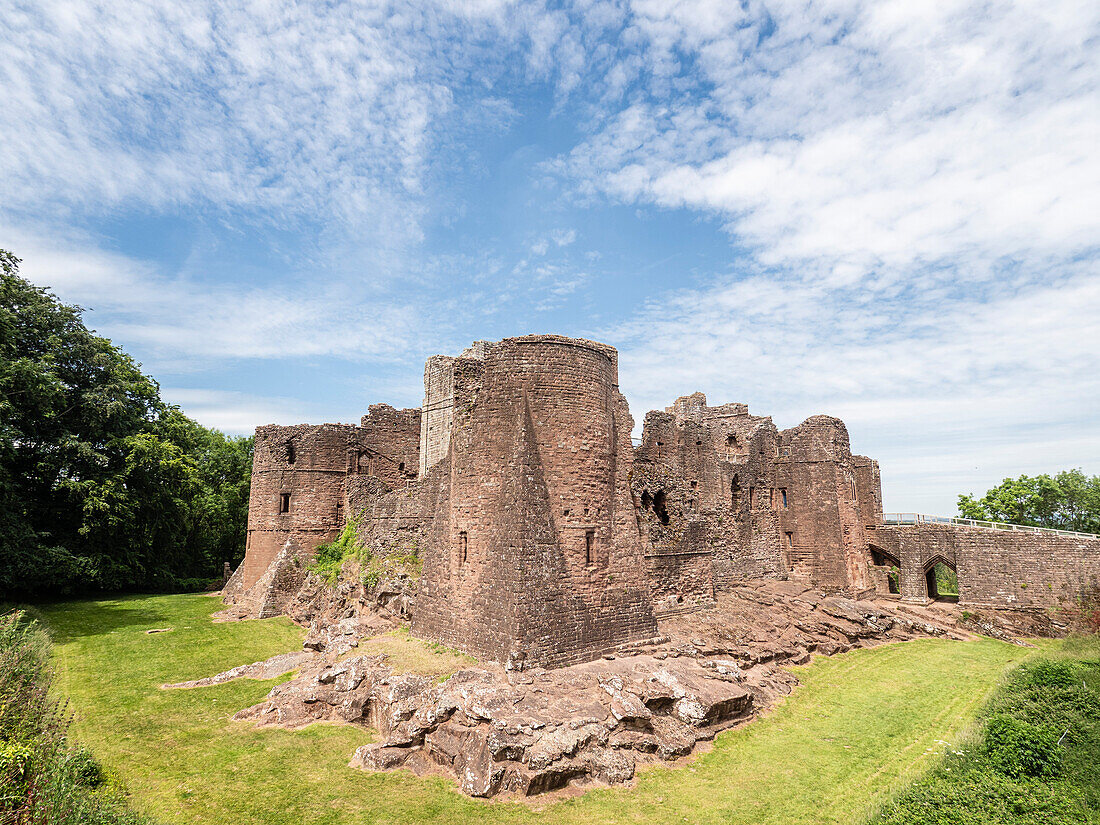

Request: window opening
left=653, top=490, right=670, bottom=525
left=781, top=488, right=788, bottom=508
left=640, top=491, right=652, bottom=511
left=730, top=475, right=740, bottom=509
left=585, top=530, right=595, bottom=566
left=458, top=531, right=468, bottom=565
left=286, top=441, right=296, bottom=464
left=785, top=531, right=793, bottom=549
left=279, top=493, right=290, bottom=513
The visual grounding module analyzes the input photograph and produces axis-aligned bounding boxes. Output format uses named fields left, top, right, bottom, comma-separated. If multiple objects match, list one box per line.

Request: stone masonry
left=225, top=334, right=1100, bottom=658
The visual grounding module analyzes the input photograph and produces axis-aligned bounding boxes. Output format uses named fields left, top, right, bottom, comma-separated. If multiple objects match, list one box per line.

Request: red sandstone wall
left=634, top=395, right=787, bottom=593
left=232, top=408, right=421, bottom=600
left=411, top=335, right=657, bottom=667
left=357, top=404, right=421, bottom=488
left=776, top=416, right=873, bottom=591
left=242, top=424, right=358, bottom=590
left=874, top=523, right=1100, bottom=609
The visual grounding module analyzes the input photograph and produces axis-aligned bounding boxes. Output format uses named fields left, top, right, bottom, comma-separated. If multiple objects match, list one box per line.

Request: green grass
left=35, top=593, right=1033, bottom=825
left=871, top=635, right=1100, bottom=824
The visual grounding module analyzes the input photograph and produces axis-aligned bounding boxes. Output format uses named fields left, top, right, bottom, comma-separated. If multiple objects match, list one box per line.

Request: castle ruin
left=225, top=335, right=1100, bottom=666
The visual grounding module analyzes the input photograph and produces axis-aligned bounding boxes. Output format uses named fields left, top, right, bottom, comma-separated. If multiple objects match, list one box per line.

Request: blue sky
left=3, top=0, right=1098, bottom=515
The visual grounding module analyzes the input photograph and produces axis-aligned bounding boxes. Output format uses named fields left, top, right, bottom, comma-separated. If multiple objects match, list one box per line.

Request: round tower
left=241, top=423, right=357, bottom=590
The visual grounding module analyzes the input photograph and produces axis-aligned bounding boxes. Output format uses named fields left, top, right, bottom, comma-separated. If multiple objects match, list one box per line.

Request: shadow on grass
left=25, top=594, right=183, bottom=643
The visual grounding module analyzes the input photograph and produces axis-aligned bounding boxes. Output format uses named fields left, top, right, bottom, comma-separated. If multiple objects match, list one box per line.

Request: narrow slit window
left=781, top=488, right=788, bottom=508
left=785, top=531, right=794, bottom=549
left=286, top=441, right=296, bottom=464
left=458, top=531, right=468, bottom=565
left=749, top=486, right=756, bottom=509
left=279, top=493, right=291, bottom=513
left=585, top=530, right=595, bottom=566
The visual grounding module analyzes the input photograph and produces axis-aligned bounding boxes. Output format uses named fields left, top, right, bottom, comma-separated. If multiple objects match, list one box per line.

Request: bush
left=984, top=714, right=1061, bottom=778
left=309, top=521, right=362, bottom=586
left=1023, top=660, right=1080, bottom=689
left=65, top=745, right=105, bottom=788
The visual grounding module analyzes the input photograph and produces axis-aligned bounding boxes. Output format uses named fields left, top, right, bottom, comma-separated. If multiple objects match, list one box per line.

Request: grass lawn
left=35, top=593, right=1031, bottom=825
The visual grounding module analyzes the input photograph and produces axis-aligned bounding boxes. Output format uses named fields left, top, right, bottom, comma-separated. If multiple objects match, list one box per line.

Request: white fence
left=881, top=513, right=1099, bottom=540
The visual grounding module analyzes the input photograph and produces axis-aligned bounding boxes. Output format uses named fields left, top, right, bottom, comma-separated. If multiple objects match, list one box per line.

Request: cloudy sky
left=3, top=0, right=1098, bottom=514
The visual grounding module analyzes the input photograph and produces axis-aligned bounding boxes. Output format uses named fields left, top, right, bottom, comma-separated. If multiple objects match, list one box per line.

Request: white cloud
left=560, top=0, right=1100, bottom=278
left=552, top=228, right=577, bottom=247
left=538, top=0, right=1100, bottom=513
left=0, top=0, right=522, bottom=238
left=6, top=225, right=422, bottom=368
left=162, top=388, right=329, bottom=434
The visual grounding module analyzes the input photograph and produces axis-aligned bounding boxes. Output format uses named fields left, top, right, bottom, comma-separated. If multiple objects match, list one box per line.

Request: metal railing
left=881, top=513, right=1099, bottom=540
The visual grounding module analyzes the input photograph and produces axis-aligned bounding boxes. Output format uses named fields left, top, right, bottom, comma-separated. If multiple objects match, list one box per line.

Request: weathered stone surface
left=208, top=578, right=979, bottom=798
left=213, top=331, right=1100, bottom=799
left=350, top=744, right=412, bottom=771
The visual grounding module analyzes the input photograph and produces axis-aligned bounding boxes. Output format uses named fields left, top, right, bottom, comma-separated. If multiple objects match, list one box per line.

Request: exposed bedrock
left=207, top=580, right=969, bottom=799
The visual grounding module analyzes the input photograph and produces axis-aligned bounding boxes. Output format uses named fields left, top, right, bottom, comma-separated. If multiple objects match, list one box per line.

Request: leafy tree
left=958, top=470, right=1100, bottom=534
left=0, top=250, right=252, bottom=596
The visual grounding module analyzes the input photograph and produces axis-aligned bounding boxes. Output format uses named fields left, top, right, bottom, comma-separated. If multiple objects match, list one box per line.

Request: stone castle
left=225, top=335, right=1100, bottom=667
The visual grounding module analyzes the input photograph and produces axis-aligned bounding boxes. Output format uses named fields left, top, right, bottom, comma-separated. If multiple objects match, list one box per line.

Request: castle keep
left=225, top=335, right=1100, bottom=665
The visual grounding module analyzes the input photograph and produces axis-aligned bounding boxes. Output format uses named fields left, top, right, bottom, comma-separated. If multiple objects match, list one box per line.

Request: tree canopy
left=0, top=250, right=252, bottom=596
left=958, top=470, right=1100, bottom=535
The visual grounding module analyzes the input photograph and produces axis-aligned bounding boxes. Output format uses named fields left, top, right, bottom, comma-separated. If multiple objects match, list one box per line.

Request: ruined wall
left=412, top=335, right=657, bottom=667
left=241, top=424, right=359, bottom=592
left=356, top=404, right=421, bottom=489
left=229, top=407, right=421, bottom=614
left=419, top=342, right=492, bottom=476
left=875, top=524, right=1100, bottom=610
left=630, top=401, right=880, bottom=596
left=633, top=394, right=787, bottom=596
left=776, top=416, right=873, bottom=592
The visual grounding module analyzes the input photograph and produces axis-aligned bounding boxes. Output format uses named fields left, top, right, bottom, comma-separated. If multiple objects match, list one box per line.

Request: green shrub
left=0, top=740, right=36, bottom=782
left=309, top=520, right=362, bottom=586
left=0, top=610, right=152, bottom=823
left=1024, top=660, right=1080, bottom=689
left=65, top=745, right=105, bottom=788
left=984, top=714, right=1061, bottom=779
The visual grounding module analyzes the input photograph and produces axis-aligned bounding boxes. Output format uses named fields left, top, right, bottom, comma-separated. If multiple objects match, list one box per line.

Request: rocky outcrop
left=195, top=580, right=973, bottom=798
left=235, top=653, right=752, bottom=797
